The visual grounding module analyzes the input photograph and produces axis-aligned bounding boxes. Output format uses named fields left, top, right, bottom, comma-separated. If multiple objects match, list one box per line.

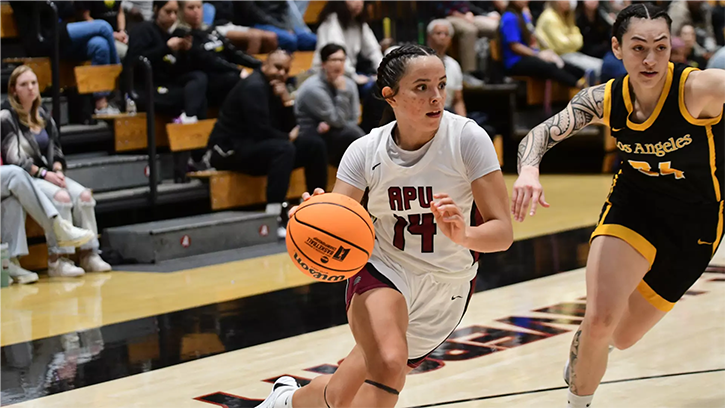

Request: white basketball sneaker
left=53, top=218, right=95, bottom=248
left=256, top=376, right=299, bottom=408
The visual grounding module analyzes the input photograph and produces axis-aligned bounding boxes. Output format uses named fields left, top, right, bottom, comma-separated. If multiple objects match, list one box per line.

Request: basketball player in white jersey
left=257, top=44, right=513, bottom=408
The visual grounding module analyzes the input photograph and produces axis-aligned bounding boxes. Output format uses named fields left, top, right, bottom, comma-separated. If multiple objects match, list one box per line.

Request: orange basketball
left=286, top=193, right=375, bottom=282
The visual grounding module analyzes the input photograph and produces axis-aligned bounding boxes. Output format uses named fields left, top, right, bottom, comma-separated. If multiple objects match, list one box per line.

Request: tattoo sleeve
left=517, top=84, right=606, bottom=172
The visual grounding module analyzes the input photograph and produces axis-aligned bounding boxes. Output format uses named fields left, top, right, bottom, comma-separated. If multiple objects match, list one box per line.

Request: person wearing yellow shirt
left=535, top=1, right=603, bottom=82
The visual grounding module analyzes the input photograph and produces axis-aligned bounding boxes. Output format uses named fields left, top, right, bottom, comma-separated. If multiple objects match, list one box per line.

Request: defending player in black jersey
left=511, top=4, right=724, bottom=408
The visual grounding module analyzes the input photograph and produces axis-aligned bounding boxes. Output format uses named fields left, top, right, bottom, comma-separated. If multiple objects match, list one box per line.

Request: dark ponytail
left=375, top=44, right=437, bottom=126
left=612, top=3, right=671, bottom=43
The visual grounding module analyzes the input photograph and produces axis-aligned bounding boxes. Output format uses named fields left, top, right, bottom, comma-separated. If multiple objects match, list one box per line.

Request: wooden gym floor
left=2, top=174, right=724, bottom=407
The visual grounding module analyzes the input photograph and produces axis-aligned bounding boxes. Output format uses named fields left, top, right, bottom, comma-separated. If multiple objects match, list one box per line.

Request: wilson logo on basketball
left=293, top=252, right=345, bottom=282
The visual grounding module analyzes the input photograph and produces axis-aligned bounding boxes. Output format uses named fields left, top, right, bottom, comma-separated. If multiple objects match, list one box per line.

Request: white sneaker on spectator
left=174, top=112, right=198, bottom=124
left=48, top=258, right=85, bottom=278
left=463, top=73, right=485, bottom=88
left=8, top=259, right=39, bottom=284
left=80, top=253, right=112, bottom=273
left=53, top=218, right=95, bottom=248
left=94, top=105, right=121, bottom=115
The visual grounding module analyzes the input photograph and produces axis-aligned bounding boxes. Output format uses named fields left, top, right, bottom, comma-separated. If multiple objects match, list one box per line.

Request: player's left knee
left=366, top=348, right=408, bottom=384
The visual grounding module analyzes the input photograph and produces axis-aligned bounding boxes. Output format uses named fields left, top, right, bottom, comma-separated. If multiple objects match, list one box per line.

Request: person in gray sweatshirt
left=295, top=43, right=365, bottom=166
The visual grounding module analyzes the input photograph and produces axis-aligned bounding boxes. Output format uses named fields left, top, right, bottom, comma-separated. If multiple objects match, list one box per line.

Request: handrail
left=47, top=1, right=61, bottom=134
left=126, top=56, right=158, bottom=207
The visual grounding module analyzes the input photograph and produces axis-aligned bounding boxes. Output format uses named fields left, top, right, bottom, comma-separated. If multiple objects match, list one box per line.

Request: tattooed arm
left=517, top=84, right=607, bottom=172
left=511, top=84, right=607, bottom=222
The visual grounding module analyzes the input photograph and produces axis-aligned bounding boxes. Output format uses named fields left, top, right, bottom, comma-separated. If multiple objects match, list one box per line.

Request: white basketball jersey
left=362, top=112, right=479, bottom=282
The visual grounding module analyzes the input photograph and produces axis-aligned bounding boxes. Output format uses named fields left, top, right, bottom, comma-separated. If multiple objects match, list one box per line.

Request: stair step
left=102, top=211, right=277, bottom=263
left=65, top=154, right=173, bottom=192
left=93, top=179, right=210, bottom=213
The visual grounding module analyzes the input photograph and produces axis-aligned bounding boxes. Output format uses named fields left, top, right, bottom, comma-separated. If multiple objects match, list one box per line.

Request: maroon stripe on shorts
left=345, top=263, right=400, bottom=313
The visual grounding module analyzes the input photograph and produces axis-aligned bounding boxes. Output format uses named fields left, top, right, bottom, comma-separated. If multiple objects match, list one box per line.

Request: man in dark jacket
left=207, top=50, right=327, bottom=238
left=234, top=1, right=316, bottom=52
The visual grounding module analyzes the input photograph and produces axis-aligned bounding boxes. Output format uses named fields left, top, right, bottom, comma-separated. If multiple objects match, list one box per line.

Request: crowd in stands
left=4, top=0, right=725, bottom=282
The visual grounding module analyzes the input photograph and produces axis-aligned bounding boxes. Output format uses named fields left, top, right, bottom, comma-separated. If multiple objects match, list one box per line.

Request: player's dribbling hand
left=288, top=188, right=326, bottom=217
left=511, top=166, right=550, bottom=222
left=431, top=193, right=467, bottom=245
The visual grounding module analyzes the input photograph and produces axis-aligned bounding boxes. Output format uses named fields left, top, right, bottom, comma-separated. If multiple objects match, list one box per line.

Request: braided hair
left=375, top=44, right=438, bottom=126
left=612, top=3, right=672, bottom=43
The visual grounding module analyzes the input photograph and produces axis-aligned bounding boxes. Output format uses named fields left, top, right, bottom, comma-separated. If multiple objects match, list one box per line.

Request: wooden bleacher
left=164, top=120, right=335, bottom=210
left=0, top=2, right=18, bottom=38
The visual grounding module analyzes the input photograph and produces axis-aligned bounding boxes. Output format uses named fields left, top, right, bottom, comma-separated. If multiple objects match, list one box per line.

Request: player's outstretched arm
left=686, top=68, right=725, bottom=112
left=512, top=84, right=606, bottom=222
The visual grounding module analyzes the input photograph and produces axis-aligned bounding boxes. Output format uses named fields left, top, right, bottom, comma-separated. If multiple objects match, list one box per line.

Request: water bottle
left=125, top=94, right=137, bottom=116
left=0, top=244, right=10, bottom=288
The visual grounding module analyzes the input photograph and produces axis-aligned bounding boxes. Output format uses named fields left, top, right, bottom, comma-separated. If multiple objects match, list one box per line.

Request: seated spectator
left=2, top=165, right=97, bottom=281
left=296, top=44, right=364, bottom=167
left=235, top=1, right=316, bottom=53
left=122, top=0, right=154, bottom=31
left=500, top=0, right=586, bottom=89
left=78, top=1, right=129, bottom=60
left=178, top=0, right=262, bottom=106
left=208, top=1, right=277, bottom=54
left=671, top=36, right=689, bottom=64
left=10, top=1, right=121, bottom=115
left=535, top=1, right=602, bottom=82
left=707, top=44, right=725, bottom=69
left=206, top=51, right=327, bottom=238
left=126, top=0, right=208, bottom=123
left=314, top=1, right=382, bottom=99
left=1, top=66, right=111, bottom=274
left=679, top=24, right=709, bottom=68
left=601, top=50, right=627, bottom=82
left=435, top=1, right=502, bottom=82
left=669, top=0, right=718, bottom=54
left=576, top=0, right=613, bottom=59
left=427, top=19, right=498, bottom=137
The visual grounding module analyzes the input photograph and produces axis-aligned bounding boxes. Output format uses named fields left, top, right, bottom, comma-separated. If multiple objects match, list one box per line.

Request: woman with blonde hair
left=535, top=0, right=603, bottom=81
left=1, top=65, right=111, bottom=276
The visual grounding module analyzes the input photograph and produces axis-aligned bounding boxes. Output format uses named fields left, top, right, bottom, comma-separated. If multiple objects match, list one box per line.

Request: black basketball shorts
left=590, top=199, right=724, bottom=311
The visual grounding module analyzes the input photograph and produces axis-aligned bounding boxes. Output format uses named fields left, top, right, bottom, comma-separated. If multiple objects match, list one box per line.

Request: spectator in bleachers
left=295, top=44, right=364, bottom=167
left=671, top=36, right=689, bottom=64
left=669, top=0, right=718, bottom=54
left=122, top=0, right=154, bottom=29
left=178, top=1, right=262, bottom=106
left=707, top=44, right=725, bottom=69
left=679, top=24, right=709, bottom=68
left=234, top=1, right=316, bottom=53
left=206, top=50, right=327, bottom=238
left=500, top=0, right=586, bottom=88
left=1, top=66, right=111, bottom=274
left=434, top=1, right=502, bottom=82
left=78, top=1, right=129, bottom=60
left=314, top=1, right=382, bottom=99
left=576, top=0, right=613, bottom=60
left=126, top=0, right=208, bottom=123
left=10, top=1, right=121, bottom=115
left=427, top=19, right=498, bottom=139
left=427, top=20, right=467, bottom=117
left=535, top=1, right=602, bottom=82
left=207, top=1, right=278, bottom=54
left=1, top=165, right=97, bottom=281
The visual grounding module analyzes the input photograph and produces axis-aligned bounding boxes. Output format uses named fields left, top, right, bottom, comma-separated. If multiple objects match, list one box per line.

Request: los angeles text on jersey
left=616, top=134, right=692, bottom=157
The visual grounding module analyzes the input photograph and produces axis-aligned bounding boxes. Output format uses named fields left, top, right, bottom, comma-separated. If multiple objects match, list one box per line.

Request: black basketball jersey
left=603, top=62, right=724, bottom=211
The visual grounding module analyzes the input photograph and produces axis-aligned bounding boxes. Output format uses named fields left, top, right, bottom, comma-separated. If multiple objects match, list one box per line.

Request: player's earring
left=364, top=379, right=400, bottom=396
